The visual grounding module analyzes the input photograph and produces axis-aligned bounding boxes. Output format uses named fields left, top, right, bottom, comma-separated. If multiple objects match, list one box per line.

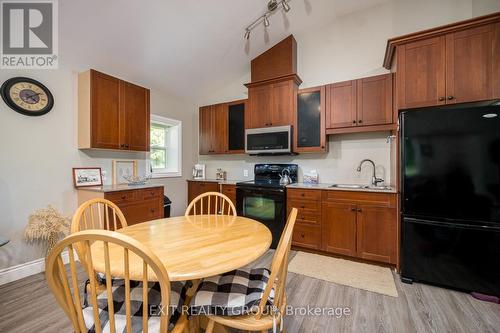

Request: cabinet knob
left=300, top=233, right=305, bottom=238
left=150, top=208, right=155, bottom=213
left=351, top=208, right=356, bottom=212
left=357, top=208, right=362, bottom=213
left=120, top=144, right=125, bottom=148
left=121, top=195, right=126, bottom=200
left=358, top=120, right=363, bottom=124
left=352, top=120, right=356, bottom=124
left=439, top=97, right=445, bottom=101
left=447, top=96, right=454, bottom=100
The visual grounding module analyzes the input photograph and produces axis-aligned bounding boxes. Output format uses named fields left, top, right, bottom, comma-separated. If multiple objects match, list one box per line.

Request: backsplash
left=198, top=132, right=393, bottom=186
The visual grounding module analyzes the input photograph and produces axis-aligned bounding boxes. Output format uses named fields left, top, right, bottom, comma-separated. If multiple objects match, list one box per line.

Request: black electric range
left=236, top=164, right=298, bottom=248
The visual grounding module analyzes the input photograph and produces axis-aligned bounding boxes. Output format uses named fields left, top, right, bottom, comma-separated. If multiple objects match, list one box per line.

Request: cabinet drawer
left=119, top=200, right=162, bottom=225
left=288, top=199, right=321, bottom=215
left=288, top=188, right=322, bottom=201
left=322, top=190, right=396, bottom=207
left=292, top=224, right=321, bottom=250
left=106, top=190, right=137, bottom=204
left=295, top=212, right=321, bottom=226
left=141, top=187, right=163, bottom=200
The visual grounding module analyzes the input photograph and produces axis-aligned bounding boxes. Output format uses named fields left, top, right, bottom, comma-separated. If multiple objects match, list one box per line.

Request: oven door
left=236, top=186, right=285, bottom=249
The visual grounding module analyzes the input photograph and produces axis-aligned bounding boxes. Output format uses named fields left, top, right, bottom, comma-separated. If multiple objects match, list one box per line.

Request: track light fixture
left=263, top=15, right=270, bottom=27
left=282, top=1, right=291, bottom=12
left=244, top=0, right=292, bottom=39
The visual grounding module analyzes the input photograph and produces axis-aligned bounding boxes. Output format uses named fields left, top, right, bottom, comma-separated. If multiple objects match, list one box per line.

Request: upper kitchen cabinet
left=199, top=103, right=228, bottom=155
left=245, top=35, right=301, bottom=130
left=227, top=100, right=246, bottom=153
left=78, top=69, right=150, bottom=151
left=246, top=76, right=300, bottom=129
left=326, top=74, right=394, bottom=134
left=295, top=86, right=327, bottom=153
left=325, top=80, right=357, bottom=129
left=384, top=14, right=500, bottom=109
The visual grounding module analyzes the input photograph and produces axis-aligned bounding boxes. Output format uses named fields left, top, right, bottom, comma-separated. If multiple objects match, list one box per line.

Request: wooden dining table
left=90, top=214, right=272, bottom=282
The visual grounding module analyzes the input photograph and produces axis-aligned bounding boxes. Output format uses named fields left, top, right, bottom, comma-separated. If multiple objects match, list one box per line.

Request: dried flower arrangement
left=24, top=205, right=70, bottom=254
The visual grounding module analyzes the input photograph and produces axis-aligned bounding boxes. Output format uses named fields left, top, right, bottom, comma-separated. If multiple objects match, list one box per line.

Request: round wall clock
left=1, top=77, right=54, bottom=116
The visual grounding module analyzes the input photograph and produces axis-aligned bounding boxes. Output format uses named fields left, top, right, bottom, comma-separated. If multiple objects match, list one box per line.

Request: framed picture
left=112, top=160, right=138, bottom=184
left=73, top=168, right=103, bottom=188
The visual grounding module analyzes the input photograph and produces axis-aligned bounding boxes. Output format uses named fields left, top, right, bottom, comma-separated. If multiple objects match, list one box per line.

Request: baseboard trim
left=0, top=251, right=69, bottom=286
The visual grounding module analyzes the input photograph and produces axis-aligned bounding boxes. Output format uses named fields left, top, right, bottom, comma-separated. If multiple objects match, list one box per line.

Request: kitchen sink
left=329, top=184, right=392, bottom=191
left=330, top=184, right=366, bottom=189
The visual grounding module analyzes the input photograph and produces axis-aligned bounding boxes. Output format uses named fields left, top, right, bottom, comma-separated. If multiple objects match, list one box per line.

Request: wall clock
left=0, top=77, right=54, bottom=116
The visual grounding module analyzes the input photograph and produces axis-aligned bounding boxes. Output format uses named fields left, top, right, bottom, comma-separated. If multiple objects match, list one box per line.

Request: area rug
left=288, top=251, right=398, bottom=297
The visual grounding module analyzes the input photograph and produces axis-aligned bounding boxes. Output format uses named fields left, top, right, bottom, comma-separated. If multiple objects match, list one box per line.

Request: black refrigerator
left=400, top=101, right=500, bottom=296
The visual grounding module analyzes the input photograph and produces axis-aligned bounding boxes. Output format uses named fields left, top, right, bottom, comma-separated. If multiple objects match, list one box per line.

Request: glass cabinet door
left=227, top=101, right=246, bottom=152
left=296, top=86, right=327, bottom=152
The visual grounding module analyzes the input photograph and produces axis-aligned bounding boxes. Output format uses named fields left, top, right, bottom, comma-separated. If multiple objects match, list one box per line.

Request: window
left=149, top=115, right=182, bottom=178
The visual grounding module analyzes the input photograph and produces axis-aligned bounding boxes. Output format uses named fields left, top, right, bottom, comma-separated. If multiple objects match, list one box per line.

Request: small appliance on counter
left=192, top=164, right=206, bottom=180
left=236, top=164, right=298, bottom=248
left=216, top=168, right=227, bottom=181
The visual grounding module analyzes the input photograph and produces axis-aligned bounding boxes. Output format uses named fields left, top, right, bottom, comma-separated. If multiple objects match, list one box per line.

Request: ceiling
left=60, top=0, right=390, bottom=101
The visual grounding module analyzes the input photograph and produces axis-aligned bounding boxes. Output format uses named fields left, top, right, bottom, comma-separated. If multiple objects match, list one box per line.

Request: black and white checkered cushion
left=83, top=279, right=188, bottom=332
left=189, top=267, right=274, bottom=316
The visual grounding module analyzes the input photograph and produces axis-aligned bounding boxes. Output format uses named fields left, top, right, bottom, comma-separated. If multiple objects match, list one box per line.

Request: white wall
left=198, top=0, right=500, bottom=184
left=0, top=66, right=197, bottom=269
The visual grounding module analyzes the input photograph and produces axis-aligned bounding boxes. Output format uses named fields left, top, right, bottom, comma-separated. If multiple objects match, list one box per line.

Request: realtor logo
left=1, top=0, right=58, bottom=69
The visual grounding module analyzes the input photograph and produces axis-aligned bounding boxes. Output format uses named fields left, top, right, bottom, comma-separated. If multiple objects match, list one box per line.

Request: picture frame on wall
left=112, top=160, right=138, bottom=184
left=73, top=167, right=103, bottom=188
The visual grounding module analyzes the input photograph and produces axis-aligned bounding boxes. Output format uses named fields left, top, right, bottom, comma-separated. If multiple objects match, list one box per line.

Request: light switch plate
left=243, top=169, right=248, bottom=177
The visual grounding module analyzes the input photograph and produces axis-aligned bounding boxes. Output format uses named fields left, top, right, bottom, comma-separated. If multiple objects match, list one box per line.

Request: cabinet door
left=91, top=70, right=121, bottom=149
left=356, top=205, right=397, bottom=264
left=248, top=85, right=272, bottom=128
left=221, top=184, right=237, bottom=206
left=121, top=82, right=150, bottom=151
left=396, top=37, right=446, bottom=109
left=227, top=101, right=246, bottom=153
left=445, top=24, right=496, bottom=104
left=212, top=103, right=228, bottom=154
left=272, top=80, right=295, bottom=126
left=357, top=74, right=393, bottom=126
left=296, top=86, right=327, bottom=152
left=199, top=106, right=213, bottom=154
left=326, top=80, right=357, bottom=129
left=187, top=181, right=220, bottom=214
left=322, top=202, right=357, bottom=256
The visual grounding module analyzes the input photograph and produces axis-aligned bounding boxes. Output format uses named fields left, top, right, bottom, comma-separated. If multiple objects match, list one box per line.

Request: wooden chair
left=203, top=208, right=298, bottom=333
left=45, top=230, right=189, bottom=333
left=185, top=192, right=236, bottom=216
left=71, top=198, right=128, bottom=234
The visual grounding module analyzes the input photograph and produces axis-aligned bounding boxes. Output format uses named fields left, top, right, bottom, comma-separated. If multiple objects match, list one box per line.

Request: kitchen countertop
left=287, top=182, right=397, bottom=193
left=78, top=183, right=164, bottom=193
left=186, top=179, right=243, bottom=185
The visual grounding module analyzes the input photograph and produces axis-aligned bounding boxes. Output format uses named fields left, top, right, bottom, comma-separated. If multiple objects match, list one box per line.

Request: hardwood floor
left=0, top=251, right=498, bottom=332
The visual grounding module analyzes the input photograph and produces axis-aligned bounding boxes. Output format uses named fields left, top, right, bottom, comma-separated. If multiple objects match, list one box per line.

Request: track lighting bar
left=244, top=0, right=292, bottom=39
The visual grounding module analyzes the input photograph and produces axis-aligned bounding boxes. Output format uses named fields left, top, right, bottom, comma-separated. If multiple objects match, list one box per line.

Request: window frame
left=150, top=114, right=182, bottom=178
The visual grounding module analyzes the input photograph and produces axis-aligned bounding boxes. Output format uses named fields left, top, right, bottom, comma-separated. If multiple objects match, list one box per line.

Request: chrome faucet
left=357, top=159, right=384, bottom=187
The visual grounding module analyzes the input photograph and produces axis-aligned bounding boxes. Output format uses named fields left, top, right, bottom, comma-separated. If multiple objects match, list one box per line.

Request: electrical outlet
left=243, top=169, right=249, bottom=177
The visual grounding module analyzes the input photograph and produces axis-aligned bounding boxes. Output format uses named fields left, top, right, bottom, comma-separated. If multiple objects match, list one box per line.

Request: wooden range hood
left=244, top=35, right=302, bottom=130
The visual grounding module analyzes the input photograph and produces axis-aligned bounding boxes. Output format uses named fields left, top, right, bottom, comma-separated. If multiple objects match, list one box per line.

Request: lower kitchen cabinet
left=221, top=184, right=237, bottom=206
left=187, top=180, right=220, bottom=205
left=356, top=204, right=397, bottom=264
left=77, top=186, right=164, bottom=226
left=322, top=201, right=357, bottom=257
left=288, top=188, right=398, bottom=265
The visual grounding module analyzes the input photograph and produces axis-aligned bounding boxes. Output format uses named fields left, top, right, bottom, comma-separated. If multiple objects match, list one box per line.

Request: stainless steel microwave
left=245, top=125, right=292, bottom=155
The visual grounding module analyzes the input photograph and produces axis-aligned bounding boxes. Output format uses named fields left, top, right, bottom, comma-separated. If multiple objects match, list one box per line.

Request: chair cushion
left=83, top=279, right=188, bottom=332
left=189, top=267, right=274, bottom=316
